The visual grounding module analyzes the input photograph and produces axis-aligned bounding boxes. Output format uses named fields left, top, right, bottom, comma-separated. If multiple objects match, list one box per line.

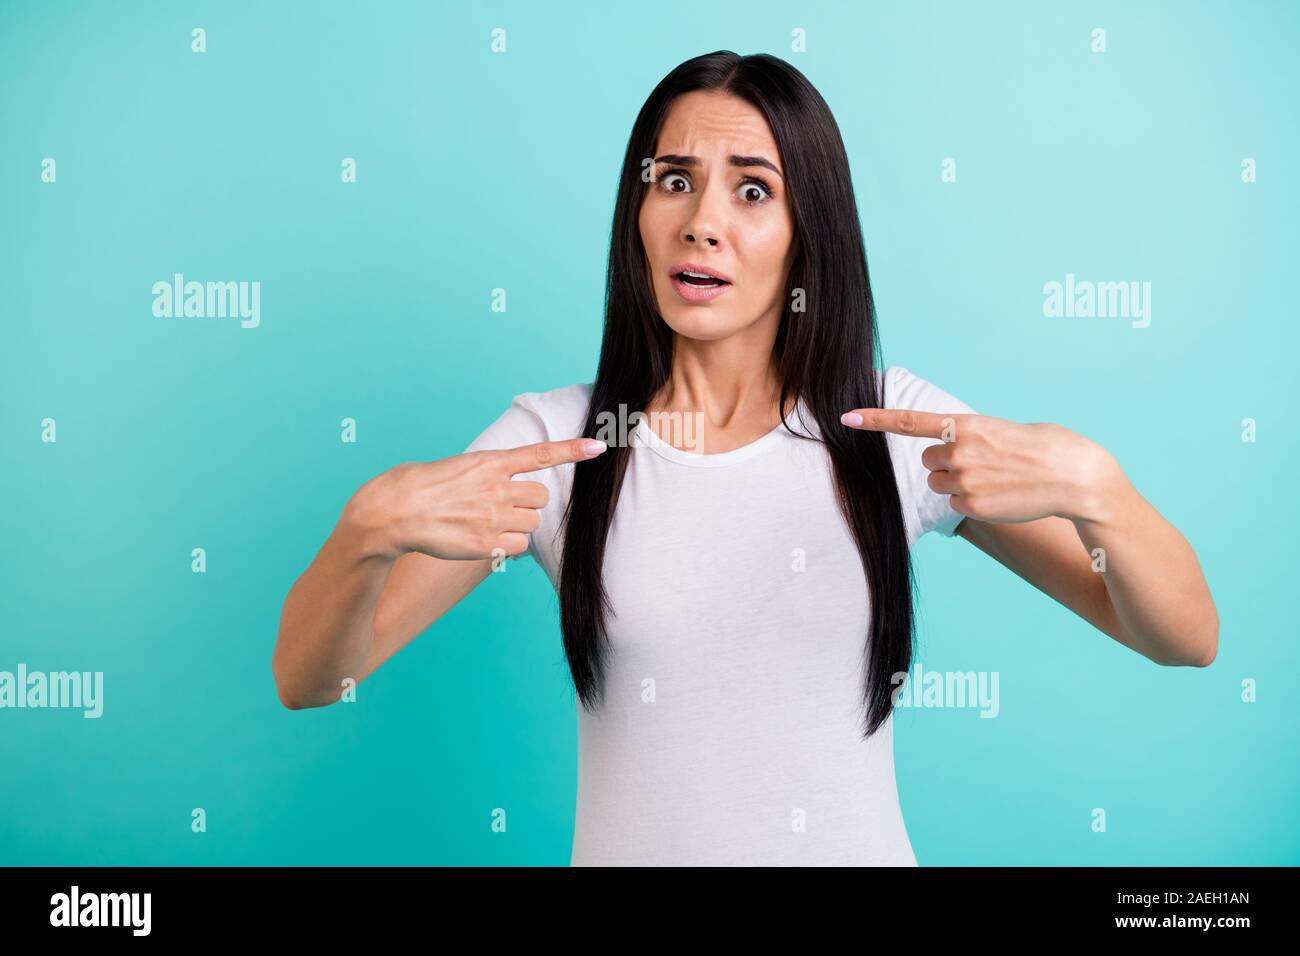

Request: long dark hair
left=557, top=50, right=914, bottom=739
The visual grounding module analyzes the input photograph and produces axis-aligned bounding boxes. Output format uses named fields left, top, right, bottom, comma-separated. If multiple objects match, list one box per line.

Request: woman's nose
left=680, top=182, right=728, bottom=247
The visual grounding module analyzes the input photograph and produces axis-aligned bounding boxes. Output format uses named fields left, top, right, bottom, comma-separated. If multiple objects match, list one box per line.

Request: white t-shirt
left=463, top=365, right=977, bottom=866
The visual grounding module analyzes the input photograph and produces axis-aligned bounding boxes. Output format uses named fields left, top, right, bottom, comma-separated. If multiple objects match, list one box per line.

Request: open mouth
left=673, top=270, right=731, bottom=288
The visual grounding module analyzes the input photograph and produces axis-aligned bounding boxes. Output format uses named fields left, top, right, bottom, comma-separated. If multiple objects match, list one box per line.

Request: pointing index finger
left=840, top=407, right=960, bottom=441
left=498, top=437, right=607, bottom=475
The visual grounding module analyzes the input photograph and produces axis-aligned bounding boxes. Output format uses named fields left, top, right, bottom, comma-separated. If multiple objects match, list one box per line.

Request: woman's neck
left=645, top=337, right=795, bottom=454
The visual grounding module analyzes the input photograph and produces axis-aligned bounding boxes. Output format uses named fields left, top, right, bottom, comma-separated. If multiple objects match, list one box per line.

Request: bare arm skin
left=842, top=409, right=1218, bottom=667
left=272, top=437, right=608, bottom=710
left=954, top=508, right=1218, bottom=667
left=272, top=523, right=495, bottom=710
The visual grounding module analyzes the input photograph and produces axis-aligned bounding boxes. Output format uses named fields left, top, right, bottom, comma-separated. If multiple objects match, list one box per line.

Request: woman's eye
left=659, top=171, right=690, bottom=193
left=655, top=169, right=774, bottom=205
left=739, top=179, right=772, bottom=204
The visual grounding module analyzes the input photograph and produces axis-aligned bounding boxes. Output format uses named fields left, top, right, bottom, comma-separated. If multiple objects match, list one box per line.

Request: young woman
left=273, top=51, right=1218, bottom=866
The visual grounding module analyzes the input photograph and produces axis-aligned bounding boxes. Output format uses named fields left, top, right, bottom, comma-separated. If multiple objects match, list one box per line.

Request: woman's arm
left=272, top=518, right=398, bottom=710
left=840, top=408, right=1218, bottom=667
left=273, top=518, right=496, bottom=710
left=955, top=505, right=1217, bottom=667
left=273, top=437, right=605, bottom=709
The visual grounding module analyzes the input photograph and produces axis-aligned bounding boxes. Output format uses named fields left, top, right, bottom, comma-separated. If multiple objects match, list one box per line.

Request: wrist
left=1063, top=441, right=1133, bottom=529
left=338, top=490, right=401, bottom=563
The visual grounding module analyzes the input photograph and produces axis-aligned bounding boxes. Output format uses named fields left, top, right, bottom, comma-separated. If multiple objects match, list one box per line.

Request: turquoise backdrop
left=1, top=0, right=1295, bottom=865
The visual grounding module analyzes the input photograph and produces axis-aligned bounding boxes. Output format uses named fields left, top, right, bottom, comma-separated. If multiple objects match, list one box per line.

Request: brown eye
left=740, top=181, right=772, bottom=204
left=658, top=171, right=690, bottom=193
left=654, top=168, right=774, bottom=206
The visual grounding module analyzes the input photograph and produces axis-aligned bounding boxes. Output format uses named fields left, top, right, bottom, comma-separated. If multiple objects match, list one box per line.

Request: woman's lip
left=668, top=263, right=734, bottom=283
left=670, top=273, right=733, bottom=302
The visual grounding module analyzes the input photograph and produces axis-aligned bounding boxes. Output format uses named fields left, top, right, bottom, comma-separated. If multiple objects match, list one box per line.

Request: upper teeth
left=683, top=271, right=716, bottom=279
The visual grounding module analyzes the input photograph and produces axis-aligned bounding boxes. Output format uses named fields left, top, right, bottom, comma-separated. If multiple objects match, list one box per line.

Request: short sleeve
left=460, top=385, right=590, bottom=576
left=882, top=365, right=979, bottom=539
left=462, top=393, right=550, bottom=457
left=461, top=393, right=552, bottom=562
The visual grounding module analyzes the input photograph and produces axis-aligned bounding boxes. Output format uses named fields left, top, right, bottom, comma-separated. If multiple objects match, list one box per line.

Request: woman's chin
left=660, top=313, right=743, bottom=342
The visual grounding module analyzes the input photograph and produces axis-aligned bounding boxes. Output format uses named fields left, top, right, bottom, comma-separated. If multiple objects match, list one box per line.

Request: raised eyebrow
left=654, top=154, right=783, bottom=180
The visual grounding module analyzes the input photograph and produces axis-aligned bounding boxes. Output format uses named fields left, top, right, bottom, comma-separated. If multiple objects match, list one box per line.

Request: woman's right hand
left=339, top=438, right=608, bottom=562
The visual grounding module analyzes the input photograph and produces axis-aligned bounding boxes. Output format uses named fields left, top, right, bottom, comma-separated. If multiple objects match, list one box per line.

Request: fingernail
left=583, top=439, right=607, bottom=455
left=840, top=412, right=863, bottom=427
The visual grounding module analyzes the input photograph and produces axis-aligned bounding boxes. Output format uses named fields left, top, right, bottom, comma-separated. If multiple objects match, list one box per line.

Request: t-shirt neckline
left=632, top=398, right=813, bottom=468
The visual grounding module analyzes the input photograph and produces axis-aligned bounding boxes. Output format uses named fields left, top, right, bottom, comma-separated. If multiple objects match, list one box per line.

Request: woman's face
left=639, top=90, right=798, bottom=343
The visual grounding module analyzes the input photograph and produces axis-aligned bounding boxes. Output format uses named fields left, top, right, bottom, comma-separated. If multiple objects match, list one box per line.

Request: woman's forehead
left=656, top=92, right=777, bottom=155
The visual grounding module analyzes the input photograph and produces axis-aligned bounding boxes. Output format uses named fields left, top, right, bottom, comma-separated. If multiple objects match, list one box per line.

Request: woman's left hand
left=839, top=407, right=1127, bottom=525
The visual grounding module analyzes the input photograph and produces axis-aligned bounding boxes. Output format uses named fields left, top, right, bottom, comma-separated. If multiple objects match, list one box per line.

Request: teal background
left=1, top=0, right=1296, bottom=865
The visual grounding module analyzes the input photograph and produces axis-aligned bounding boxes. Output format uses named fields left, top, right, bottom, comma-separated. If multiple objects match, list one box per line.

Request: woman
left=273, top=51, right=1218, bottom=866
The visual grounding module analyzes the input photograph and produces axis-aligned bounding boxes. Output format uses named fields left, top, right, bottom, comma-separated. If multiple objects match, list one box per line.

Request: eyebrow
left=654, top=153, right=783, bottom=180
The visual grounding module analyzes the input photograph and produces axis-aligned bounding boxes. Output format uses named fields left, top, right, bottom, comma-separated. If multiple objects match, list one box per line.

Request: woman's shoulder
left=508, top=382, right=593, bottom=435
left=879, top=365, right=975, bottom=416
left=462, top=382, right=593, bottom=455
